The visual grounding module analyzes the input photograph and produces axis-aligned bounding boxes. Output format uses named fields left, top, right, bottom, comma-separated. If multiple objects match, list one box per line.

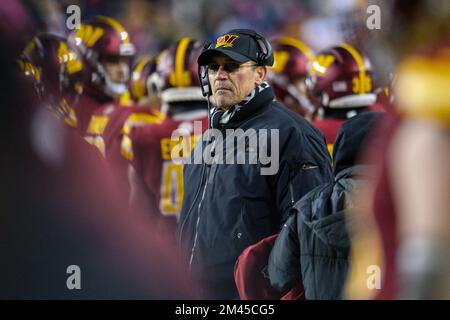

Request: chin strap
left=104, top=75, right=128, bottom=98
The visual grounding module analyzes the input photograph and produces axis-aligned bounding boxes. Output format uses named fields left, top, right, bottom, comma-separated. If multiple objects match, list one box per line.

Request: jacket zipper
left=188, top=139, right=216, bottom=271
left=188, top=176, right=209, bottom=271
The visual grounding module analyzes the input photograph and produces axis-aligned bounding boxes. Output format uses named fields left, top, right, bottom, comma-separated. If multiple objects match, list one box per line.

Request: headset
left=199, top=62, right=211, bottom=98
left=234, top=29, right=274, bottom=67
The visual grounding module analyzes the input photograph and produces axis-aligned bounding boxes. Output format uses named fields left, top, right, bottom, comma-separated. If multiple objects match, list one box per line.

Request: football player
left=306, top=44, right=384, bottom=154
left=69, top=16, right=136, bottom=135
left=121, top=37, right=209, bottom=241
left=17, top=33, right=83, bottom=128
left=267, top=36, right=316, bottom=120
left=68, top=17, right=167, bottom=196
left=130, top=55, right=161, bottom=108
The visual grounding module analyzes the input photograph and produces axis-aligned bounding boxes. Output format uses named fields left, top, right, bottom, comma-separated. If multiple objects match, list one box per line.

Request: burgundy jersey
left=72, top=94, right=108, bottom=136
left=84, top=104, right=166, bottom=196
left=122, top=110, right=208, bottom=234
left=312, top=117, right=344, bottom=155
left=344, top=113, right=399, bottom=300
left=371, top=114, right=401, bottom=299
left=72, top=93, right=136, bottom=136
left=313, top=108, right=386, bottom=155
left=369, top=103, right=388, bottom=113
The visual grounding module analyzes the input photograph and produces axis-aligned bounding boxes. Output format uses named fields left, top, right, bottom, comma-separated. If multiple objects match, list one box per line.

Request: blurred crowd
left=0, top=0, right=448, bottom=299
left=20, top=0, right=450, bottom=81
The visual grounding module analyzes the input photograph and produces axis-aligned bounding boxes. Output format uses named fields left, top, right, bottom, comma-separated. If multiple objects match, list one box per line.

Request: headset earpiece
left=199, top=65, right=211, bottom=97
left=254, top=34, right=274, bottom=66
left=227, top=29, right=274, bottom=66
left=199, top=41, right=212, bottom=97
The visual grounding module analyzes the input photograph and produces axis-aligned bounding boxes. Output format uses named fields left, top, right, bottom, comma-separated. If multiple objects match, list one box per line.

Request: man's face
left=101, top=56, right=131, bottom=84
left=208, top=53, right=266, bottom=110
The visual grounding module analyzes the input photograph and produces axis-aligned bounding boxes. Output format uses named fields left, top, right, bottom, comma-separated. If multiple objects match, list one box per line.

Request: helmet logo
left=310, top=54, right=335, bottom=75
left=215, top=34, right=239, bottom=48
left=18, top=59, right=41, bottom=82
left=58, top=99, right=78, bottom=128
left=76, top=24, right=105, bottom=48
left=57, top=42, right=83, bottom=74
left=271, top=50, right=290, bottom=73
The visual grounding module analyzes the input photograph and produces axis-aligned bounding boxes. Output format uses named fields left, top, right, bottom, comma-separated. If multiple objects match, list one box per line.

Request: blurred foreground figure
left=17, top=33, right=83, bottom=128
left=0, top=12, right=192, bottom=298
left=345, top=38, right=450, bottom=300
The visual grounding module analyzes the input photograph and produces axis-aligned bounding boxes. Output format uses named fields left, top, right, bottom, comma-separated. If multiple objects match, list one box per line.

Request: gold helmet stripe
left=96, top=15, right=130, bottom=44
left=134, top=56, right=151, bottom=75
left=132, top=56, right=152, bottom=99
left=340, top=43, right=370, bottom=95
left=277, top=36, right=313, bottom=59
left=174, top=37, right=192, bottom=87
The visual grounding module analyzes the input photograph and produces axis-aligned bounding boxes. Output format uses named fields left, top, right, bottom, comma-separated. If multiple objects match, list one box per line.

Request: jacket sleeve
left=268, top=213, right=301, bottom=294
left=274, top=128, right=333, bottom=225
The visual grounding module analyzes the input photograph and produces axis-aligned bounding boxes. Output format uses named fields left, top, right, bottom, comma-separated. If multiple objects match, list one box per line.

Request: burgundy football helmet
left=130, top=55, right=158, bottom=103
left=18, top=33, right=83, bottom=126
left=267, top=36, right=316, bottom=118
left=69, top=16, right=135, bottom=100
left=306, top=44, right=377, bottom=111
left=153, top=37, right=206, bottom=103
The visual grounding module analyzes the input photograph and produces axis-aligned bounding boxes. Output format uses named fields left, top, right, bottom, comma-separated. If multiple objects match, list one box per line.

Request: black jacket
left=268, top=112, right=384, bottom=299
left=177, top=85, right=333, bottom=299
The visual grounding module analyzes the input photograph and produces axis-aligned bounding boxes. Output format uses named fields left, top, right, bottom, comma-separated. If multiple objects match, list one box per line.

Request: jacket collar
left=211, top=82, right=274, bottom=129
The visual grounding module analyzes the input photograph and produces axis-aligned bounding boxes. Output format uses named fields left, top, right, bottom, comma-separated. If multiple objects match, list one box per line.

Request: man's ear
left=254, top=66, right=267, bottom=85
